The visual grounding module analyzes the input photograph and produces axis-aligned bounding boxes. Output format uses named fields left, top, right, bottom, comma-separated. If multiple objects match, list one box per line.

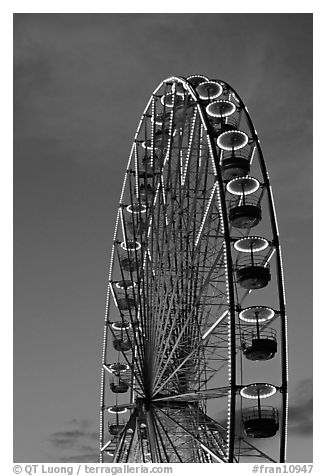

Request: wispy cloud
left=47, top=430, right=85, bottom=449
left=288, top=379, right=313, bottom=436
left=60, top=452, right=99, bottom=463
left=45, top=419, right=98, bottom=462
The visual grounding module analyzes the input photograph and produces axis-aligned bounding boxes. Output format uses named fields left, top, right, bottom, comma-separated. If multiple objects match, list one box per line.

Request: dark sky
left=13, top=13, right=312, bottom=463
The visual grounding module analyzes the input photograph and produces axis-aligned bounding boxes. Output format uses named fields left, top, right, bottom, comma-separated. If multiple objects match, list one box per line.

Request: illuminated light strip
left=119, top=142, right=136, bottom=205
left=111, top=210, right=120, bottom=242
left=227, top=388, right=232, bottom=458
left=181, top=109, right=198, bottom=186
left=100, top=439, right=112, bottom=452
left=158, top=174, right=169, bottom=226
left=131, top=340, right=139, bottom=405
left=120, top=240, right=141, bottom=251
left=187, top=74, right=209, bottom=83
left=200, top=443, right=225, bottom=463
left=109, top=282, right=118, bottom=308
left=162, top=76, right=200, bottom=115
left=101, top=330, right=108, bottom=369
left=160, top=174, right=167, bottom=206
left=146, top=249, right=155, bottom=277
left=150, top=97, right=156, bottom=167
left=264, top=248, right=276, bottom=266
left=147, top=219, right=152, bottom=240
left=268, top=185, right=280, bottom=236
left=195, top=182, right=218, bottom=247
left=99, top=336, right=107, bottom=459
left=232, top=93, right=240, bottom=103
left=216, top=130, right=249, bottom=151
left=115, top=280, right=136, bottom=290
left=234, top=236, right=269, bottom=253
left=135, top=95, right=156, bottom=141
left=141, top=238, right=150, bottom=269
left=163, top=82, right=177, bottom=165
left=153, top=181, right=161, bottom=206
left=198, top=125, right=203, bottom=168
left=219, top=149, right=224, bottom=166
left=126, top=203, right=147, bottom=214
left=206, top=132, right=217, bottom=175
left=196, top=81, right=223, bottom=100
left=239, top=306, right=275, bottom=323
left=161, top=91, right=184, bottom=106
left=206, top=100, right=236, bottom=118
left=108, top=362, right=129, bottom=372
left=146, top=248, right=152, bottom=265
left=102, top=364, right=115, bottom=374
left=226, top=176, right=260, bottom=196
left=119, top=207, right=127, bottom=244
left=134, top=145, right=139, bottom=199
left=249, top=144, right=256, bottom=165
left=202, top=310, right=229, bottom=340
left=163, top=149, right=170, bottom=168
left=111, top=321, right=131, bottom=330
left=107, top=407, right=128, bottom=414
left=197, top=105, right=208, bottom=132
left=240, top=383, right=277, bottom=399
left=107, top=210, right=120, bottom=283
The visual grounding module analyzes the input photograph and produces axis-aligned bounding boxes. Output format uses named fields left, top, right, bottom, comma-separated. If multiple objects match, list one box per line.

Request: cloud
left=60, top=452, right=99, bottom=463
left=288, top=379, right=313, bottom=436
left=45, top=418, right=98, bottom=462
left=47, top=430, right=86, bottom=449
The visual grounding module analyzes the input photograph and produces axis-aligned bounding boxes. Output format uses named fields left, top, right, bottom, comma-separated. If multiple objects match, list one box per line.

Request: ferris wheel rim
left=100, top=74, right=288, bottom=464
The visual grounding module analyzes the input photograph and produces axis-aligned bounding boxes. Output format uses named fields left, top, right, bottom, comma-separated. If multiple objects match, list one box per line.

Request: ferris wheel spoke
left=150, top=242, right=204, bottom=377
left=152, top=386, right=229, bottom=402
left=149, top=257, right=190, bottom=375
left=195, top=361, right=229, bottom=390
left=152, top=410, right=192, bottom=463
left=151, top=201, right=223, bottom=380
left=151, top=292, right=201, bottom=385
left=153, top=308, right=230, bottom=395
left=234, top=436, right=277, bottom=463
left=151, top=264, right=199, bottom=358
left=145, top=406, right=167, bottom=463
left=155, top=406, right=227, bottom=463
left=153, top=346, right=199, bottom=396
left=152, top=408, right=183, bottom=462
left=150, top=409, right=173, bottom=462
left=136, top=420, right=148, bottom=463
left=152, top=406, right=198, bottom=463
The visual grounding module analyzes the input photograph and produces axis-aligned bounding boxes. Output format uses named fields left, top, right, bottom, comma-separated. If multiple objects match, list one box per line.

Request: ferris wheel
left=99, top=75, right=288, bottom=463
